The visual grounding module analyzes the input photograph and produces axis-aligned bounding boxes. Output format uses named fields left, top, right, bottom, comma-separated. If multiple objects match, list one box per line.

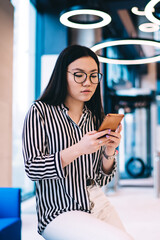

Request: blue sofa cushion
left=0, top=188, right=21, bottom=218
left=0, top=218, right=21, bottom=240
left=0, top=218, right=20, bottom=231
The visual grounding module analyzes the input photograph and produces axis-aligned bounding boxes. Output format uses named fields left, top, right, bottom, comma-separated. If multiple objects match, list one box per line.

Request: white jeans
left=42, top=186, right=133, bottom=240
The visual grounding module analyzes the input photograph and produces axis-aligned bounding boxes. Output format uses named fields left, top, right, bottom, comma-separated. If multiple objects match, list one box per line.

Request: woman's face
left=66, top=56, right=99, bottom=104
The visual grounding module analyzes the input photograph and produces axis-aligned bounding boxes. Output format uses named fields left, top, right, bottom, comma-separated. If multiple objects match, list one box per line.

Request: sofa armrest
left=0, top=188, right=21, bottom=218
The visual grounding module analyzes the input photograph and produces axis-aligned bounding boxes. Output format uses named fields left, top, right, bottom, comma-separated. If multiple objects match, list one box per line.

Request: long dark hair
left=38, top=45, right=104, bottom=129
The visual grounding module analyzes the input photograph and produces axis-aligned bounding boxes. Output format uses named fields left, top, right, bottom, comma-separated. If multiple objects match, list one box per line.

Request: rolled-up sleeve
left=22, top=105, right=65, bottom=181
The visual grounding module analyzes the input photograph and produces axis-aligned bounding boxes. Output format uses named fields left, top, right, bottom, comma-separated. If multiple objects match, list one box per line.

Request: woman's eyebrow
left=71, top=68, right=98, bottom=72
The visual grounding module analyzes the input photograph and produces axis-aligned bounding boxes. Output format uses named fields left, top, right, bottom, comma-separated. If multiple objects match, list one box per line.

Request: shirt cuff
left=99, top=157, right=117, bottom=177
left=54, top=152, right=68, bottom=179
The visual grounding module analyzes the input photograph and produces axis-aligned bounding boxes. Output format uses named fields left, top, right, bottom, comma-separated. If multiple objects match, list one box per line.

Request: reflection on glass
left=119, top=108, right=148, bottom=179
left=12, top=0, right=36, bottom=199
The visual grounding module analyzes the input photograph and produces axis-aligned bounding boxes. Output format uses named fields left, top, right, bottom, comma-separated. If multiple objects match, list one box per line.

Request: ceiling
left=30, top=0, right=156, bottom=39
left=31, top=0, right=149, bottom=12
left=30, top=0, right=160, bottom=61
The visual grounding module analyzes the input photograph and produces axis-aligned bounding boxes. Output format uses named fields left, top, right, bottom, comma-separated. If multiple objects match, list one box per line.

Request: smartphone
left=98, top=113, right=124, bottom=132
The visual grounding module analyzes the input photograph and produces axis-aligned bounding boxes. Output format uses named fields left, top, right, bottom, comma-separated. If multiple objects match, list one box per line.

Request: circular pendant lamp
left=60, top=6, right=111, bottom=29
left=131, top=6, right=155, bottom=16
left=91, top=39, right=160, bottom=65
left=145, top=0, right=160, bottom=25
left=131, top=7, right=146, bottom=16
left=139, top=22, right=159, bottom=32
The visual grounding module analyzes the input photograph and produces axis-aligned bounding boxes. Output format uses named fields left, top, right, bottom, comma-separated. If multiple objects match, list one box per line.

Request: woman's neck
left=64, top=98, right=84, bottom=124
left=65, top=98, right=84, bottom=113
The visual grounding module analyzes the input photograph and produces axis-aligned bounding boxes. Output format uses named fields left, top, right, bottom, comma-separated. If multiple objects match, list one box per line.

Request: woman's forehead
left=68, top=56, right=98, bottom=71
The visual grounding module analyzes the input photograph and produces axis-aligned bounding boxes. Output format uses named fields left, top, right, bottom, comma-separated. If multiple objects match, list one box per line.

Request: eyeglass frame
left=67, top=71, right=103, bottom=84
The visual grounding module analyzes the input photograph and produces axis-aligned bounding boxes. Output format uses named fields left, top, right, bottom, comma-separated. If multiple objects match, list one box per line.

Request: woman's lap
left=42, top=186, right=133, bottom=240
left=42, top=210, right=132, bottom=240
left=88, top=185, right=126, bottom=231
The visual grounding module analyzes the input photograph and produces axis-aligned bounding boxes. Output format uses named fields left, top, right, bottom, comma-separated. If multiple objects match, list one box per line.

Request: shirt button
left=91, top=201, right=94, bottom=209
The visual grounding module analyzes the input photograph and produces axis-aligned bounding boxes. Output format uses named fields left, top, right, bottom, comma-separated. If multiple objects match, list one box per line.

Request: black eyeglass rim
left=67, top=71, right=103, bottom=84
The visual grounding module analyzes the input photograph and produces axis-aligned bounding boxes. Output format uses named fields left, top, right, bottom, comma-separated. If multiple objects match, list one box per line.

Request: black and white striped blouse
left=22, top=101, right=117, bottom=234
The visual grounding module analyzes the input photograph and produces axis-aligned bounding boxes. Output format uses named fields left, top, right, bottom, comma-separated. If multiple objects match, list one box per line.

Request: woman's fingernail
left=108, top=129, right=111, bottom=133
left=106, top=135, right=109, bottom=138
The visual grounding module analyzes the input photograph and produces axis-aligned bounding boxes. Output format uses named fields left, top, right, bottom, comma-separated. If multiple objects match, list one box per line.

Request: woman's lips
left=81, top=90, right=91, bottom=93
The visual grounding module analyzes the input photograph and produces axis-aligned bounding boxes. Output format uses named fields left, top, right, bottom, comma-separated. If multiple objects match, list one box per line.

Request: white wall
left=0, top=0, right=14, bottom=187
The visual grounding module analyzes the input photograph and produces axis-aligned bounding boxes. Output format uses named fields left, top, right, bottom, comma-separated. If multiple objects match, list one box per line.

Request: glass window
left=106, top=47, right=132, bottom=89
left=11, top=0, right=36, bottom=200
left=41, top=54, right=58, bottom=93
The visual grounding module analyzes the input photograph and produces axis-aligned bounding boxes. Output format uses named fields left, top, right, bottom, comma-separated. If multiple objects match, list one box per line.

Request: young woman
left=22, top=45, right=133, bottom=240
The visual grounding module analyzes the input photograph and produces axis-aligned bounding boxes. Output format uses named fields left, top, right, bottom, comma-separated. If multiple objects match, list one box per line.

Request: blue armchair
left=0, top=188, right=21, bottom=240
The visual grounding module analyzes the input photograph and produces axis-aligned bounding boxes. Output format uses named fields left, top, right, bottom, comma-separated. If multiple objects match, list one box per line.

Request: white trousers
left=42, top=186, right=133, bottom=240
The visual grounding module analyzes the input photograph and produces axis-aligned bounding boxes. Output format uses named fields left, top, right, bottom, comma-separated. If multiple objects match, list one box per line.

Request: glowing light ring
left=131, top=6, right=155, bottom=16
left=60, top=9, right=111, bottom=29
left=91, top=39, right=160, bottom=65
left=145, top=0, right=160, bottom=25
left=139, top=22, right=159, bottom=32
left=131, top=7, right=146, bottom=16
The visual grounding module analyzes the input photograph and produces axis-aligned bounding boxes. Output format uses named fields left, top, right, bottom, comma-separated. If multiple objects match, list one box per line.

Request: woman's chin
left=82, top=96, right=92, bottom=102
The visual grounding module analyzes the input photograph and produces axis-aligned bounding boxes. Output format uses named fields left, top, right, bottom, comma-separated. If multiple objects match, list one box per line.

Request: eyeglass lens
left=74, top=72, right=102, bottom=84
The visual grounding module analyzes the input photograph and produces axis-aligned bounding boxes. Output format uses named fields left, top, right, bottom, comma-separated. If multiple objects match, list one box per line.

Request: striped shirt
left=22, top=101, right=117, bottom=234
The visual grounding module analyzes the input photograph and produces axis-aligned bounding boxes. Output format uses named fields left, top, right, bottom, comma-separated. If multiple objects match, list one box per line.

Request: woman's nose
left=83, top=74, right=91, bottom=85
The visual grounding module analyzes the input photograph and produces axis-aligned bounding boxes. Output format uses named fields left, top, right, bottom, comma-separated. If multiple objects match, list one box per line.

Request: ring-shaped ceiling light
left=131, top=6, right=155, bottom=16
left=145, top=0, right=160, bottom=25
left=91, top=39, right=160, bottom=65
left=131, top=7, right=146, bottom=16
left=60, top=6, right=111, bottom=29
left=139, top=22, right=159, bottom=32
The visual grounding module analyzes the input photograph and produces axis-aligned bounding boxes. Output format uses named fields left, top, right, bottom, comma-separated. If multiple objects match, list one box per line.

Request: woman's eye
left=75, top=73, right=83, bottom=78
left=91, top=74, right=97, bottom=78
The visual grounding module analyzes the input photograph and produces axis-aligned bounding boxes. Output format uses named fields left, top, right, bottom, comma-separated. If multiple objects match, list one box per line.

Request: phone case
left=98, top=113, right=124, bottom=132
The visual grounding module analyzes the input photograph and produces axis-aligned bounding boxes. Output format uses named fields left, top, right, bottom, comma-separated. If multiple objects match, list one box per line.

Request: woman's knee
left=42, top=211, right=133, bottom=240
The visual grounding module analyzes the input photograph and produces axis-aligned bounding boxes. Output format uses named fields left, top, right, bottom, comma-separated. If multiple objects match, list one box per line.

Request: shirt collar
left=82, top=105, right=91, bottom=114
left=60, top=103, right=91, bottom=115
left=60, top=103, right=69, bottom=112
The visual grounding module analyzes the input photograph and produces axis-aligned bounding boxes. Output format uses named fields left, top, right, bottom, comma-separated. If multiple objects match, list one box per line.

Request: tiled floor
left=105, top=187, right=160, bottom=240
left=22, top=186, right=160, bottom=240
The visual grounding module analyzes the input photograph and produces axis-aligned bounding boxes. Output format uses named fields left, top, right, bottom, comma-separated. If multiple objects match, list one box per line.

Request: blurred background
left=0, top=0, right=160, bottom=239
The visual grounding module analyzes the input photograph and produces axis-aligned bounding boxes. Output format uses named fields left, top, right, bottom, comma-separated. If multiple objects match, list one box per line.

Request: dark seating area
left=0, top=188, right=21, bottom=240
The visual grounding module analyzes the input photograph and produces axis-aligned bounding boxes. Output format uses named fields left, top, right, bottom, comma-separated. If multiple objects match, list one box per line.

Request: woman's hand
left=61, top=129, right=110, bottom=168
left=61, top=125, right=122, bottom=168
left=103, top=124, right=122, bottom=156
left=78, top=124, right=122, bottom=156
left=78, top=129, right=111, bottom=155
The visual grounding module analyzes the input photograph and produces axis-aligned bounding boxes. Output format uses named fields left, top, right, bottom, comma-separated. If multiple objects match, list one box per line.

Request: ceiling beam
left=118, top=9, right=137, bottom=37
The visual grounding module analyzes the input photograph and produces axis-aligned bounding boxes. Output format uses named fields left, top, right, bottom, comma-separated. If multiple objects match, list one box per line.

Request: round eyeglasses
left=67, top=71, right=103, bottom=84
